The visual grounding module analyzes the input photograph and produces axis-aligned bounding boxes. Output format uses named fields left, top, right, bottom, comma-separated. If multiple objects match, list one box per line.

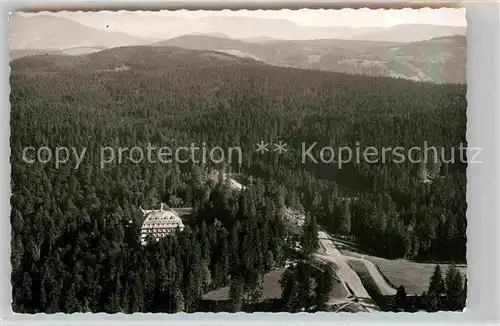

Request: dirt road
left=316, top=230, right=370, bottom=299
left=315, top=230, right=397, bottom=311
left=347, top=256, right=397, bottom=296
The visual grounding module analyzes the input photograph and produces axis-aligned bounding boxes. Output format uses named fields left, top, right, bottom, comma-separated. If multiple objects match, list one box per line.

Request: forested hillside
left=10, top=46, right=467, bottom=313
left=10, top=46, right=107, bottom=60
left=157, top=35, right=466, bottom=83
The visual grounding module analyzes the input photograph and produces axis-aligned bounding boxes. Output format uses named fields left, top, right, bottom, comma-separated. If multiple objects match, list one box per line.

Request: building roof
left=141, top=203, right=185, bottom=230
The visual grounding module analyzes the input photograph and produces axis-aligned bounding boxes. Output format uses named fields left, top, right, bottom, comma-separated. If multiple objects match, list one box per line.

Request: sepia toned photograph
left=9, top=8, right=467, bottom=314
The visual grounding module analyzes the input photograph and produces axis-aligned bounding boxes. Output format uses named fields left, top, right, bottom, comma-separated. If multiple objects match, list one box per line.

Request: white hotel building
left=140, top=203, right=185, bottom=245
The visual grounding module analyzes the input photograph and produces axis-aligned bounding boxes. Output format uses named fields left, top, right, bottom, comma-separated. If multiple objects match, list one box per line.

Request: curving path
left=346, top=256, right=397, bottom=296
left=315, top=230, right=398, bottom=312
left=316, top=231, right=370, bottom=299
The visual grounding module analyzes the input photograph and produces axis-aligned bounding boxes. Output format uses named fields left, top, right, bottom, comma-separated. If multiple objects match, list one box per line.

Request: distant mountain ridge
left=10, top=13, right=465, bottom=49
left=10, top=46, right=107, bottom=60
left=9, top=14, right=465, bottom=83
left=10, top=45, right=263, bottom=74
left=350, top=24, right=465, bottom=43
left=156, top=34, right=466, bottom=83
left=9, top=14, right=151, bottom=50
left=139, top=16, right=465, bottom=42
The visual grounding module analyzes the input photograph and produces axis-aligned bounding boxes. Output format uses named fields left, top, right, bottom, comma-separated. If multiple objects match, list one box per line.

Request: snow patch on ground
left=306, top=54, right=322, bottom=64
left=216, top=49, right=261, bottom=61
left=204, top=52, right=239, bottom=61
left=60, top=47, right=103, bottom=56
left=389, top=70, right=421, bottom=81
left=338, top=59, right=387, bottom=68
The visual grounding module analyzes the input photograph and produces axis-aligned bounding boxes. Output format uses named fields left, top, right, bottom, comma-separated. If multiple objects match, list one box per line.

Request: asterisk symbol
left=274, top=141, right=288, bottom=154
left=255, top=141, right=269, bottom=154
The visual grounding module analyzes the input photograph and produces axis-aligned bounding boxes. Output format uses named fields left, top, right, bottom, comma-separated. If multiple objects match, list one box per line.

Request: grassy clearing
left=332, top=235, right=466, bottom=295
left=343, top=249, right=466, bottom=295
left=365, top=256, right=466, bottom=295
left=202, top=269, right=285, bottom=302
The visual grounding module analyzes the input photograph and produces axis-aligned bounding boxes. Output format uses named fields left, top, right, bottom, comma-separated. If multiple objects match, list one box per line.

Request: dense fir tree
left=425, top=265, right=445, bottom=311
left=314, top=263, right=334, bottom=311
left=445, top=264, right=464, bottom=311
left=301, top=214, right=319, bottom=257
left=10, top=47, right=466, bottom=313
left=394, top=285, right=407, bottom=311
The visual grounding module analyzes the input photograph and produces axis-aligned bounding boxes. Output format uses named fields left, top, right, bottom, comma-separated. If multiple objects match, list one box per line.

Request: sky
left=157, top=8, right=467, bottom=27
left=21, top=8, right=466, bottom=29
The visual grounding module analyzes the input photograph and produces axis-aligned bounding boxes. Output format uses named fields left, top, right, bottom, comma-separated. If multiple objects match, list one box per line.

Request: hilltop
left=9, top=14, right=150, bottom=50
left=9, top=14, right=465, bottom=83
left=10, top=45, right=262, bottom=74
left=156, top=34, right=466, bottom=83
